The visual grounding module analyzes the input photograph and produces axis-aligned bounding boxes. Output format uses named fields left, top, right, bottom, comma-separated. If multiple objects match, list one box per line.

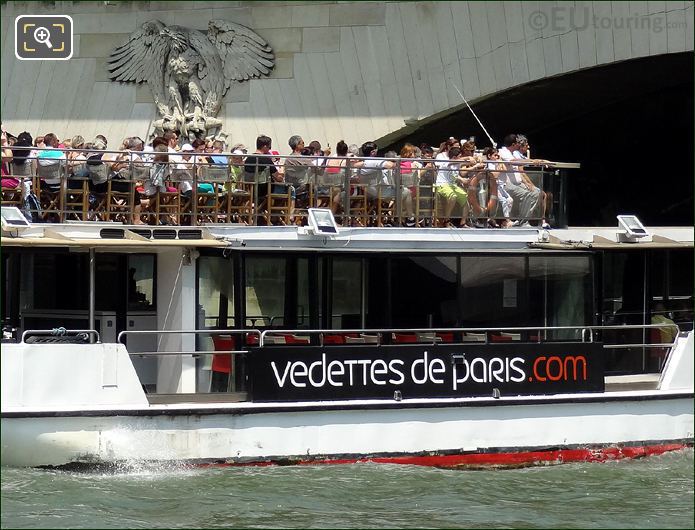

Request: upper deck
left=3, top=148, right=578, bottom=231
left=1, top=219, right=693, bottom=252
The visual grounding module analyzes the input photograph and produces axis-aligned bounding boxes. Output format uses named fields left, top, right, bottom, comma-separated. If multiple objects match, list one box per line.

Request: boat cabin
left=2, top=220, right=692, bottom=401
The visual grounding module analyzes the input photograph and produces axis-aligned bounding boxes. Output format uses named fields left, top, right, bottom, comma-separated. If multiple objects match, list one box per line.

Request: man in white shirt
left=514, top=134, right=550, bottom=228
left=175, top=143, right=196, bottom=197
left=164, top=131, right=182, bottom=166
left=498, top=134, right=540, bottom=226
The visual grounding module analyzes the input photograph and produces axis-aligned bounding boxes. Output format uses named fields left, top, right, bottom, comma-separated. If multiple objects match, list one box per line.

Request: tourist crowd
left=1, top=123, right=552, bottom=228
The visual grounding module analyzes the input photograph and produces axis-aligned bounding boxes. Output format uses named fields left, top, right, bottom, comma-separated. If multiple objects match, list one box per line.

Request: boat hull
left=2, top=394, right=692, bottom=468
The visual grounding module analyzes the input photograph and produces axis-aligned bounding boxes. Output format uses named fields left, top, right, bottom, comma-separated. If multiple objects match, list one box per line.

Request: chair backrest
left=71, top=162, right=87, bottom=178
left=88, top=163, right=110, bottom=185
left=37, top=160, right=63, bottom=183
left=170, top=168, right=193, bottom=183
left=131, top=165, right=150, bottom=182
left=200, top=165, right=229, bottom=182
left=11, top=161, right=34, bottom=176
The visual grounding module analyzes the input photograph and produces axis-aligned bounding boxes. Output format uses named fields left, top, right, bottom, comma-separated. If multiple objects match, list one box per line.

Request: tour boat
left=1, top=161, right=693, bottom=470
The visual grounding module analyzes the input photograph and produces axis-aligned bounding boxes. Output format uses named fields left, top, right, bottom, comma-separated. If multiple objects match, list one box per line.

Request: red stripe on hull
left=198, top=443, right=691, bottom=469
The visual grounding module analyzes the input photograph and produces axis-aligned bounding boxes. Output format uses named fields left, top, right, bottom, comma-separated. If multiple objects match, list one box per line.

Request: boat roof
left=1, top=223, right=692, bottom=252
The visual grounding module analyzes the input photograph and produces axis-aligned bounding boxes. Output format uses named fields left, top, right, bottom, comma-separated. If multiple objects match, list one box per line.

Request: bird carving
left=107, top=20, right=274, bottom=139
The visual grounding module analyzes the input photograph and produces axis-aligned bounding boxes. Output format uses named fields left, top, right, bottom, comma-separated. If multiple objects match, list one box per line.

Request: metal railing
left=21, top=328, right=100, bottom=343
left=2, top=146, right=577, bottom=229
left=116, top=328, right=261, bottom=349
left=258, top=324, right=681, bottom=348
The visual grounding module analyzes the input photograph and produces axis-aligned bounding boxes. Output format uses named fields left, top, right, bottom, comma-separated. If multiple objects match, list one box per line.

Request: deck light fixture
left=307, top=208, right=339, bottom=237
left=617, top=215, right=649, bottom=242
left=1, top=206, right=31, bottom=231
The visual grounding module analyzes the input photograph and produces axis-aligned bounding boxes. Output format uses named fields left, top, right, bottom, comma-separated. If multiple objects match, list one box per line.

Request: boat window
left=459, top=256, right=528, bottom=328
left=296, top=257, right=313, bottom=329
left=1, top=250, right=21, bottom=332
left=601, top=251, right=646, bottom=327
left=198, top=255, right=235, bottom=328
left=528, top=255, right=592, bottom=340
left=127, top=255, right=156, bottom=311
left=649, top=249, right=693, bottom=331
left=330, top=258, right=363, bottom=328
left=390, top=256, right=457, bottom=328
left=33, top=252, right=89, bottom=310
left=245, top=256, right=286, bottom=327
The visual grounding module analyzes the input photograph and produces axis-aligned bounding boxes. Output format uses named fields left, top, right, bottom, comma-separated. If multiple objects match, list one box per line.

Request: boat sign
left=249, top=343, right=605, bottom=401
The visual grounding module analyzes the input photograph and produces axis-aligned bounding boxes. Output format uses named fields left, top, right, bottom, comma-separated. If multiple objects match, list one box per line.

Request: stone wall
left=1, top=1, right=693, bottom=149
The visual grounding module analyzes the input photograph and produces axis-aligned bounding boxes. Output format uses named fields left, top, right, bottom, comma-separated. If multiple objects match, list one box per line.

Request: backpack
left=23, top=192, right=42, bottom=223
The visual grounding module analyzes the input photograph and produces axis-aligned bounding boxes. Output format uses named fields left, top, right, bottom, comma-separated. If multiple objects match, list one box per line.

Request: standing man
left=498, top=134, right=540, bottom=227
left=514, top=134, right=551, bottom=228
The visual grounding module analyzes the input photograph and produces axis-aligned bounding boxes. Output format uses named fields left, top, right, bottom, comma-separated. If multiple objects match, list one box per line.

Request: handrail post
left=192, top=159, right=198, bottom=226
left=88, top=247, right=96, bottom=344
left=344, top=158, right=352, bottom=225
left=394, top=161, right=402, bottom=223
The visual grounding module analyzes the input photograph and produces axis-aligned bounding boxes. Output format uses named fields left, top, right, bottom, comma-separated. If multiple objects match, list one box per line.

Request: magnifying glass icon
left=33, top=26, right=53, bottom=49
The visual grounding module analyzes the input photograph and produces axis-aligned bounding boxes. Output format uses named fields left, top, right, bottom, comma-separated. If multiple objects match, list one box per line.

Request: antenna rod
left=448, top=79, right=497, bottom=148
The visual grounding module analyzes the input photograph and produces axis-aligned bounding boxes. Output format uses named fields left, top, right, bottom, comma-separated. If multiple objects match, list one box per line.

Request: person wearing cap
left=227, top=149, right=245, bottom=192
left=174, top=143, right=196, bottom=200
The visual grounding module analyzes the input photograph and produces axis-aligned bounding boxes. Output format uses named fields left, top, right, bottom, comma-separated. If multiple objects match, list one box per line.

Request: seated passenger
left=174, top=143, right=196, bottom=199
left=435, top=146, right=471, bottom=227
left=5, top=132, right=34, bottom=199
left=514, top=134, right=551, bottom=228
left=284, top=135, right=312, bottom=206
left=36, top=132, right=66, bottom=192
left=244, top=134, right=295, bottom=221
left=143, top=145, right=169, bottom=197
left=209, top=140, right=229, bottom=166
left=499, top=134, right=541, bottom=227
left=108, top=136, right=146, bottom=224
left=322, top=140, right=350, bottom=215
left=353, top=141, right=414, bottom=225
left=227, top=149, right=245, bottom=192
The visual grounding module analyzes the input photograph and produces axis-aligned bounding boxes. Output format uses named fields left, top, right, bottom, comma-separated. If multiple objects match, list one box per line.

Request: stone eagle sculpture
left=107, top=20, right=274, bottom=140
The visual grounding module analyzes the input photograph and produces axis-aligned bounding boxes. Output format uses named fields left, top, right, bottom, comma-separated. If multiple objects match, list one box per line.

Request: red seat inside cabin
left=323, top=334, right=345, bottom=344
left=211, top=335, right=235, bottom=374
left=282, top=334, right=311, bottom=345
left=392, top=333, right=418, bottom=343
left=436, top=332, right=454, bottom=343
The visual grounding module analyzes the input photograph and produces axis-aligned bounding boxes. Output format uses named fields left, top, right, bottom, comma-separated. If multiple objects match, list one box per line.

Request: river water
left=1, top=449, right=692, bottom=529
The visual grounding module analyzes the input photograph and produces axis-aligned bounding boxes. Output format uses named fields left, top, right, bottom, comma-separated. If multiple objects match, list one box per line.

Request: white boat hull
left=2, top=335, right=693, bottom=468
left=2, top=393, right=692, bottom=468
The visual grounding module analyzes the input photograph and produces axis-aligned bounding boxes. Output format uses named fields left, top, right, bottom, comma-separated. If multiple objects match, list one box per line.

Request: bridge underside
left=385, top=53, right=694, bottom=227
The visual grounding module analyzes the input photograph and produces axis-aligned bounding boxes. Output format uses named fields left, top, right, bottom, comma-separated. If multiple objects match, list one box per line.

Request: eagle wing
left=107, top=20, right=171, bottom=109
left=207, top=19, right=275, bottom=92
left=187, top=28, right=225, bottom=115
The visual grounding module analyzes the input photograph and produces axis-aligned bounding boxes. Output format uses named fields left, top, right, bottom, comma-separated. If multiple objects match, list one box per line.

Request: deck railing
left=2, top=146, right=578, bottom=229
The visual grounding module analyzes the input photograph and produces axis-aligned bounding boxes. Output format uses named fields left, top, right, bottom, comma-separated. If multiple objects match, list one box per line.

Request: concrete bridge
left=1, top=1, right=692, bottom=149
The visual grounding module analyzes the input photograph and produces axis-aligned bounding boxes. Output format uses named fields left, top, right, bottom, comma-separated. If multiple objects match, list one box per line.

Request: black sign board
left=248, top=343, right=605, bottom=402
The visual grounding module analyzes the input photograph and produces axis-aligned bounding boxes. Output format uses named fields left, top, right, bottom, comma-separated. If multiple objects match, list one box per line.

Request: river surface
left=1, top=449, right=693, bottom=529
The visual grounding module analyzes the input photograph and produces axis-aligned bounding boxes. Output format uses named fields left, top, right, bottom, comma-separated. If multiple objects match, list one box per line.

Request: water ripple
left=1, top=450, right=693, bottom=529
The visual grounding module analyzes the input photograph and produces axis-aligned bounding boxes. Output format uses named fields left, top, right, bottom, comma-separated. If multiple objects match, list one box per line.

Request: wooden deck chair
left=63, top=177, right=90, bottom=221
left=36, top=161, right=65, bottom=222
